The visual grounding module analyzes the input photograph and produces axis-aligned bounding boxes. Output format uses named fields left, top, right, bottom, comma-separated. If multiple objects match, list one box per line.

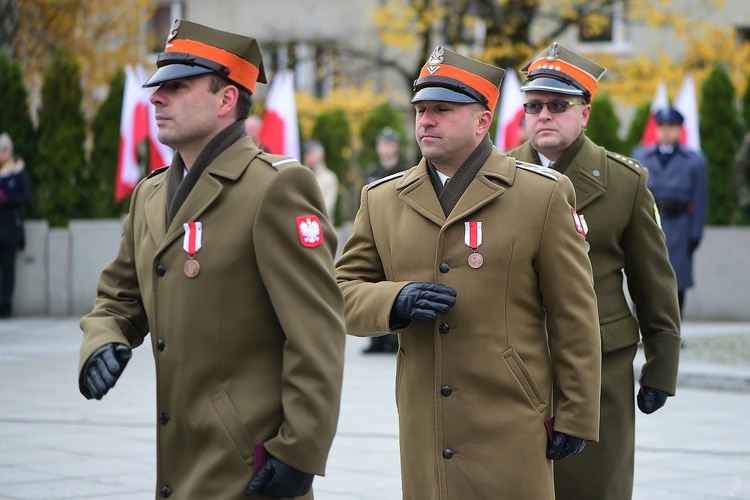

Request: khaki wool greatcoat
left=509, top=134, right=681, bottom=499
left=336, top=147, right=602, bottom=499
left=78, top=136, right=346, bottom=500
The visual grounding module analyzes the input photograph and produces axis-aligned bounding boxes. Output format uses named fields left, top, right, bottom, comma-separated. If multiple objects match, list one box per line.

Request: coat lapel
left=157, top=139, right=256, bottom=255
left=396, top=150, right=511, bottom=228
left=145, top=174, right=168, bottom=246
left=446, top=149, right=510, bottom=226
left=397, top=160, right=448, bottom=226
left=562, top=137, right=607, bottom=211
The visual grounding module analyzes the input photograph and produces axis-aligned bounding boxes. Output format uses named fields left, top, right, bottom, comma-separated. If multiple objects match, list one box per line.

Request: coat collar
left=559, top=134, right=608, bottom=210
left=395, top=147, right=513, bottom=227
left=511, top=134, right=607, bottom=210
left=145, top=137, right=260, bottom=252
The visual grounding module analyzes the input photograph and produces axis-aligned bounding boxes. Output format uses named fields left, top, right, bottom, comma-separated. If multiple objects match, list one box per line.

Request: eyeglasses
left=523, top=101, right=585, bottom=114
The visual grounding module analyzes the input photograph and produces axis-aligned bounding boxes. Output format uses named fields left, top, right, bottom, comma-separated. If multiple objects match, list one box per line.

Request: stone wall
left=10, top=220, right=750, bottom=321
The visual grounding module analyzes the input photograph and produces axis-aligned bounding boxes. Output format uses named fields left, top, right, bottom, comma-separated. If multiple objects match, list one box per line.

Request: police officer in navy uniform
left=633, top=108, right=709, bottom=314
left=508, top=43, right=682, bottom=500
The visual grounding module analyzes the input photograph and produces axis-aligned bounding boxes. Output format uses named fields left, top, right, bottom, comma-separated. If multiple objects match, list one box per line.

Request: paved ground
left=1, top=318, right=749, bottom=499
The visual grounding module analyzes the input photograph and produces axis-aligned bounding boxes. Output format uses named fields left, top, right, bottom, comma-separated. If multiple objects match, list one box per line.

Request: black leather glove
left=80, top=343, right=132, bottom=400
left=245, top=456, right=314, bottom=498
left=546, top=432, right=586, bottom=461
left=390, top=282, right=457, bottom=329
left=637, top=385, right=669, bottom=414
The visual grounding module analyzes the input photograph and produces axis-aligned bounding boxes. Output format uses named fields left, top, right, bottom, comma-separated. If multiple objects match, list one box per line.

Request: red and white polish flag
left=260, top=70, right=300, bottom=161
left=494, top=68, right=526, bottom=152
left=115, top=65, right=150, bottom=202
left=115, top=64, right=173, bottom=202
left=640, top=80, right=669, bottom=148
left=673, top=73, right=701, bottom=151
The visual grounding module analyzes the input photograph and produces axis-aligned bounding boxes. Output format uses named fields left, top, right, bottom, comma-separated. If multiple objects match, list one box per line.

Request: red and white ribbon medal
left=182, top=221, right=202, bottom=278
left=464, top=221, right=484, bottom=269
left=571, top=209, right=590, bottom=252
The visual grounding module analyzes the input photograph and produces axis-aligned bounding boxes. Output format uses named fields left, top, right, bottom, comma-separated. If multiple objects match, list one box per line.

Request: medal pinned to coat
left=183, top=221, right=202, bottom=278
left=465, top=221, right=484, bottom=268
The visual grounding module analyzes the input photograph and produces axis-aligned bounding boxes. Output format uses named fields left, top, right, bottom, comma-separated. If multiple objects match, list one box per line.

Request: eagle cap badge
left=427, top=46, right=445, bottom=65
left=545, top=42, right=560, bottom=62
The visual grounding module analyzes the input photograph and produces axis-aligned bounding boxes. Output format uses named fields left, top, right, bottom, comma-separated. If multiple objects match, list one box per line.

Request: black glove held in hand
left=637, top=385, right=669, bottom=414
left=546, top=432, right=586, bottom=461
left=245, top=457, right=314, bottom=498
left=81, top=343, right=132, bottom=400
left=390, top=282, right=457, bottom=328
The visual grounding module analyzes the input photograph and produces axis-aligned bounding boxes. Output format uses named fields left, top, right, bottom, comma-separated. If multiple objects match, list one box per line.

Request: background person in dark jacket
left=0, top=132, right=31, bottom=318
left=632, top=108, right=709, bottom=314
left=361, top=127, right=407, bottom=353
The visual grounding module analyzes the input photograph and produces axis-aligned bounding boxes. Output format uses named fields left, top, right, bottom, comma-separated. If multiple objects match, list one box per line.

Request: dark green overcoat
left=509, top=134, right=681, bottom=499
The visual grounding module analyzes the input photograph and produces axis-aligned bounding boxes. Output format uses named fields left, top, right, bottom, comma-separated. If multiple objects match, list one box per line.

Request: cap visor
left=520, top=76, right=584, bottom=97
left=143, top=64, right=215, bottom=88
left=410, top=87, right=478, bottom=105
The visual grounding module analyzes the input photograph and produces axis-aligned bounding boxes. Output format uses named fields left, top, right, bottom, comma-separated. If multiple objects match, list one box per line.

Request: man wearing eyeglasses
left=508, top=43, right=681, bottom=500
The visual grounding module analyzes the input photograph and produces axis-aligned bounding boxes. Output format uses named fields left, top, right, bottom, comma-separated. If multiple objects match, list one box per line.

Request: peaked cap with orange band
left=411, top=46, right=505, bottom=112
left=520, top=42, right=606, bottom=102
left=144, top=19, right=267, bottom=95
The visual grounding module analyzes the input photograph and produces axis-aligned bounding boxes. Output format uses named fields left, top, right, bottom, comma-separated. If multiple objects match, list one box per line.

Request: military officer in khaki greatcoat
left=336, top=47, right=602, bottom=499
left=77, top=20, right=346, bottom=499
left=507, top=43, right=682, bottom=500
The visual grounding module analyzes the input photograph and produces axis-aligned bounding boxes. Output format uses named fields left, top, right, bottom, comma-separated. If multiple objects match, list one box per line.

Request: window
left=575, top=0, right=631, bottom=54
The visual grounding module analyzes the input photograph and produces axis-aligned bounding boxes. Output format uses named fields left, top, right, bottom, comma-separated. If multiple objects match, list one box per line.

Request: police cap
left=655, top=108, right=684, bottom=125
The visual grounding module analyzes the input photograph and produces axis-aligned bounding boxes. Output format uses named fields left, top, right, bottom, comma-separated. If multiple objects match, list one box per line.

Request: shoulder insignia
left=366, top=170, right=407, bottom=190
left=606, top=151, right=643, bottom=173
left=146, top=165, right=169, bottom=178
left=515, top=160, right=560, bottom=181
left=256, top=152, right=300, bottom=169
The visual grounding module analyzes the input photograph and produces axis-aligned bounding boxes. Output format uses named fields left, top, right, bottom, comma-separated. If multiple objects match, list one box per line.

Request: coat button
left=157, top=339, right=166, bottom=351
left=160, top=485, right=172, bottom=497
left=441, top=386, right=452, bottom=396
left=159, top=412, right=170, bottom=425
left=439, top=263, right=450, bottom=273
left=439, top=323, right=450, bottom=334
left=156, top=264, right=166, bottom=277
left=443, top=448, right=453, bottom=459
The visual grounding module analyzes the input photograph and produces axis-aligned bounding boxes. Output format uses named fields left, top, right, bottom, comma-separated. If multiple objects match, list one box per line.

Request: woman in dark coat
left=0, top=132, right=31, bottom=318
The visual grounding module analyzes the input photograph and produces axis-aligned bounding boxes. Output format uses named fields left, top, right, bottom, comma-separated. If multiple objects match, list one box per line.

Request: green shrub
left=33, top=50, right=88, bottom=227
left=88, top=68, right=129, bottom=218
left=311, top=108, right=351, bottom=225
left=0, top=54, right=36, bottom=177
left=700, top=62, right=743, bottom=225
left=586, top=93, right=624, bottom=153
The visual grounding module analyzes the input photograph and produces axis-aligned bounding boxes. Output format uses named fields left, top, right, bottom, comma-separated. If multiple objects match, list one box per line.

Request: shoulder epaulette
left=606, top=151, right=643, bottom=173
left=146, top=165, right=169, bottom=178
left=515, top=160, right=560, bottom=181
left=366, top=170, right=407, bottom=190
left=256, top=152, right=300, bottom=169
